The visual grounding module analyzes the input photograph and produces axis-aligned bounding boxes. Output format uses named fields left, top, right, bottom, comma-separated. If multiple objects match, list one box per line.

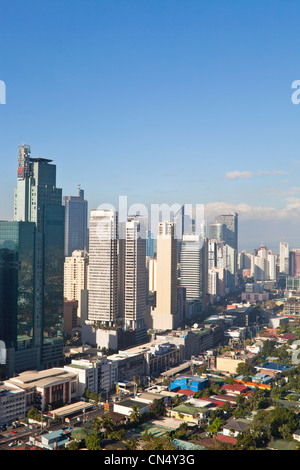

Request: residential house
left=167, top=403, right=208, bottom=425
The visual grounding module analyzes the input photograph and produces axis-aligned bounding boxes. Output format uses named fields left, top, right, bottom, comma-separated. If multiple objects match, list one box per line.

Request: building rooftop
left=49, top=401, right=94, bottom=419
left=29, top=157, right=53, bottom=163
left=117, top=399, right=150, bottom=410
left=171, top=403, right=207, bottom=415
left=6, top=368, right=77, bottom=390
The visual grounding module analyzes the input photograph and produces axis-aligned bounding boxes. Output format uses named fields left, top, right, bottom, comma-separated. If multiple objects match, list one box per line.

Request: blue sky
left=1, top=0, right=300, bottom=251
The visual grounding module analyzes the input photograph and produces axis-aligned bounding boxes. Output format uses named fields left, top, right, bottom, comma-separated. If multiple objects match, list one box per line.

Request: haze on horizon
left=1, top=0, right=300, bottom=254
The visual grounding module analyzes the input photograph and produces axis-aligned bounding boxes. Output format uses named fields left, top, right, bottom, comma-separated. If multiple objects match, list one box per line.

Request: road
left=0, top=405, right=105, bottom=450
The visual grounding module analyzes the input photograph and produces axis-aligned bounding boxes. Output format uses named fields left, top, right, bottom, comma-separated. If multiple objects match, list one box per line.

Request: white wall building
left=64, top=356, right=118, bottom=396
left=149, top=222, right=179, bottom=330
left=88, top=209, right=118, bottom=325
left=64, top=250, right=88, bottom=325
left=0, top=383, right=26, bottom=426
left=180, top=233, right=204, bottom=302
left=280, top=241, right=289, bottom=274
left=124, top=218, right=147, bottom=339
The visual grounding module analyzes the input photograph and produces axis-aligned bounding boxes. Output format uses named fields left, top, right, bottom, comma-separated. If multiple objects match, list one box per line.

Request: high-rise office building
left=64, top=250, right=88, bottom=325
left=253, top=246, right=276, bottom=281
left=208, top=222, right=225, bottom=242
left=146, top=230, right=155, bottom=258
left=238, top=250, right=252, bottom=271
left=279, top=241, right=289, bottom=274
left=289, top=249, right=300, bottom=277
left=207, top=267, right=225, bottom=297
left=149, top=221, right=179, bottom=330
left=212, top=212, right=238, bottom=291
left=123, top=218, right=147, bottom=342
left=180, top=233, right=205, bottom=303
left=147, top=257, right=157, bottom=293
left=0, top=221, right=36, bottom=377
left=215, top=213, right=238, bottom=251
left=88, top=209, right=118, bottom=325
left=63, top=185, right=88, bottom=257
left=13, top=144, right=65, bottom=370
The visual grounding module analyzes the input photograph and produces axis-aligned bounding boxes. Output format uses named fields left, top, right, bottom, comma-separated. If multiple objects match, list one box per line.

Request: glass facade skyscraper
left=13, top=144, right=65, bottom=371
left=0, top=221, right=36, bottom=377
left=63, top=186, right=88, bottom=257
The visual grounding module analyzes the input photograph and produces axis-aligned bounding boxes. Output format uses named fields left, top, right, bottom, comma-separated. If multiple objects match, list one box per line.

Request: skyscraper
left=149, top=221, right=179, bottom=330
left=208, top=222, right=225, bottom=242
left=215, top=213, right=238, bottom=252
left=63, top=185, right=88, bottom=257
left=0, top=221, right=36, bottom=377
left=279, top=241, right=289, bottom=274
left=13, top=144, right=65, bottom=370
left=64, top=250, right=88, bottom=325
left=214, top=212, right=238, bottom=291
left=180, top=233, right=205, bottom=303
left=88, top=209, right=118, bottom=325
left=146, top=230, right=155, bottom=258
left=123, top=218, right=147, bottom=342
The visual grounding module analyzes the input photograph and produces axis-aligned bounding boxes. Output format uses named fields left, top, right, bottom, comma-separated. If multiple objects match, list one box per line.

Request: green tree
left=172, top=394, right=182, bottom=406
left=208, top=417, right=224, bottom=435
left=85, top=433, right=102, bottom=450
left=150, top=398, right=165, bottom=417
left=125, top=437, right=139, bottom=450
left=235, top=362, right=255, bottom=377
left=91, top=417, right=102, bottom=434
left=98, top=414, right=116, bottom=437
left=252, top=409, right=271, bottom=439
left=27, top=407, right=40, bottom=421
left=143, top=435, right=176, bottom=451
left=66, top=440, right=80, bottom=450
left=236, top=431, right=258, bottom=450
left=110, top=428, right=126, bottom=442
left=129, top=404, right=142, bottom=423
left=269, top=407, right=298, bottom=438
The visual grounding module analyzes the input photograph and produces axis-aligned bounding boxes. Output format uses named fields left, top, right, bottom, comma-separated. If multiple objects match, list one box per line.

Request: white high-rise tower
left=88, top=209, right=118, bottom=325
left=280, top=241, right=289, bottom=274
left=124, top=218, right=147, bottom=341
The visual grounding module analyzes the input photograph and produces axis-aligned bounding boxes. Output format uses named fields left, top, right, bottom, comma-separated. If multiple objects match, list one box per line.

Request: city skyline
left=3, top=3, right=300, bottom=452
left=1, top=1, right=300, bottom=252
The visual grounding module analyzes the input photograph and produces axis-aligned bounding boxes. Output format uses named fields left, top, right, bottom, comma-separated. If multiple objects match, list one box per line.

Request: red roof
left=212, top=394, right=237, bottom=404
left=197, top=397, right=227, bottom=408
left=177, top=388, right=196, bottom=396
left=279, top=333, right=297, bottom=340
left=215, top=434, right=237, bottom=445
left=198, top=435, right=237, bottom=448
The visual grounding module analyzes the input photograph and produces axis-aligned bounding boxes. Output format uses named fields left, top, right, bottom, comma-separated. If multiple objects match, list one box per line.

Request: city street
left=0, top=405, right=105, bottom=450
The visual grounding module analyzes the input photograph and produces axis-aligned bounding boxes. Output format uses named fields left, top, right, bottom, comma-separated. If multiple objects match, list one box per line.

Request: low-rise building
left=215, top=350, right=258, bottom=375
left=220, top=383, right=250, bottom=396
left=222, top=417, right=250, bottom=438
left=167, top=403, right=208, bottom=425
left=110, top=340, right=183, bottom=380
left=113, top=398, right=150, bottom=417
left=64, top=355, right=118, bottom=396
left=170, top=375, right=209, bottom=393
left=29, top=429, right=71, bottom=450
left=0, top=383, right=26, bottom=425
left=4, top=368, right=78, bottom=412
left=156, top=325, right=224, bottom=360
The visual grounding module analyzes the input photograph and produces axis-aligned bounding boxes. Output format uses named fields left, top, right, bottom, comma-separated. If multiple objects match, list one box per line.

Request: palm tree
left=126, top=437, right=139, bottom=450
left=129, top=405, right=142, bottom=423
left=99, top=414, right=116, bottom=437
left=92, top=417, right=102, bottom=434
